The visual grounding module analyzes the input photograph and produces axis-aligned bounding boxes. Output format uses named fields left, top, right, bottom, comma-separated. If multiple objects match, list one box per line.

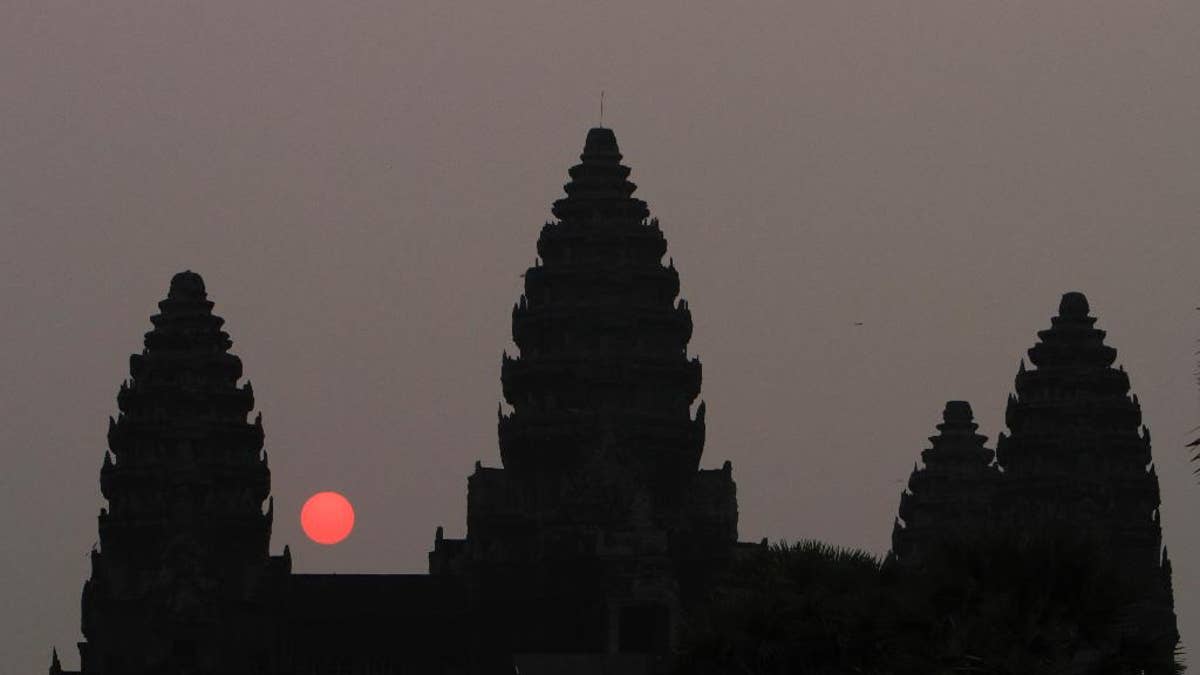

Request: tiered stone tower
left=79, top=271, right=283, bottom=674
left=431, top=127, right=739, bottom=663
left=891, top=401, right=999, bottom=565
left=499, top=127, right=704, bottom=484
left=996, top=291, right=1177, bottom=658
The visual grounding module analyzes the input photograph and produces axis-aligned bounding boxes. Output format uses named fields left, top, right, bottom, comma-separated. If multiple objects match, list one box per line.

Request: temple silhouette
left=52, top=128, right=1178, bottom=674
left=890, top=293, right=1178, bottom=664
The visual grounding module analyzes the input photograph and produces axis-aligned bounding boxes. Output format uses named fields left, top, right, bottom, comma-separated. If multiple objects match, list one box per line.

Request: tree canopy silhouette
left=674, top=528, right=1184, bottom=675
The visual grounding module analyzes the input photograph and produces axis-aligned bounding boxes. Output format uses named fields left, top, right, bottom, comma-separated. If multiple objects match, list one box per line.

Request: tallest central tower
left=500, top=127, right=705, bottom=487
left=434, top=128, right=739, bottom=665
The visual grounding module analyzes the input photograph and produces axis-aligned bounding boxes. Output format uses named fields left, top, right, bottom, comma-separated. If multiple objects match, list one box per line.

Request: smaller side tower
left=891, top=401, right=999, bottom=566
left=79, top=271, right=282, bottom=674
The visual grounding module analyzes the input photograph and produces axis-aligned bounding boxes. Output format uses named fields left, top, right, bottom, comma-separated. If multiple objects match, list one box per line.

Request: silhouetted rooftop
left=1059, top=291, right=1090, bottom=318
left=943, top=401, right=974, bottom=425
left=551, top=127, right=649, bottom=222
left=168, top=270, right=206, bottom=300
left=286, top=574, right=466, bottom=619
left=581, top=127, right=622, bottom=162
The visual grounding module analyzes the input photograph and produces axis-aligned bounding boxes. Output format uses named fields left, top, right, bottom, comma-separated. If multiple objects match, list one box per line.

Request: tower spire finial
left=599, top=90, right=605, bottom=128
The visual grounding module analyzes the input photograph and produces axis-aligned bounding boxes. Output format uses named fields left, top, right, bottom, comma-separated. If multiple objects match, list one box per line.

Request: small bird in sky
left=854, top=322, right=864, bottom=326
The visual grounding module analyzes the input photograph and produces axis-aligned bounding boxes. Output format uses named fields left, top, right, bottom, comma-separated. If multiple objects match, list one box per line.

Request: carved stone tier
left=891, top=401, right=999, bottom=565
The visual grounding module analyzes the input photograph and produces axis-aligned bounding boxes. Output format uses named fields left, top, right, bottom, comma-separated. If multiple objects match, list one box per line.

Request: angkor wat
left=52, top=127, right=1178, bottom=674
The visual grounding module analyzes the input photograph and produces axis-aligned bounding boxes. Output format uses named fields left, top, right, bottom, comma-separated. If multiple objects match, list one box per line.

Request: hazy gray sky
left=3, top=1, right=1199, bottom=671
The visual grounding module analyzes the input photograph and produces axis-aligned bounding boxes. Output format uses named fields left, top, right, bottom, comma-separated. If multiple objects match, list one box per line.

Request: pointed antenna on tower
left=599, top=90, right=605, bottom=127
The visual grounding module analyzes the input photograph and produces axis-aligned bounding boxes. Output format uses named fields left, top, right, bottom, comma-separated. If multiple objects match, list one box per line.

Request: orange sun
left=300, top=491, right=355, bottom=545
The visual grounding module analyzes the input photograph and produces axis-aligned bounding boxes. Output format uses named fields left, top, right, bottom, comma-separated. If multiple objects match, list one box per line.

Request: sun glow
left=300, top=491, right=355, bottom=545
